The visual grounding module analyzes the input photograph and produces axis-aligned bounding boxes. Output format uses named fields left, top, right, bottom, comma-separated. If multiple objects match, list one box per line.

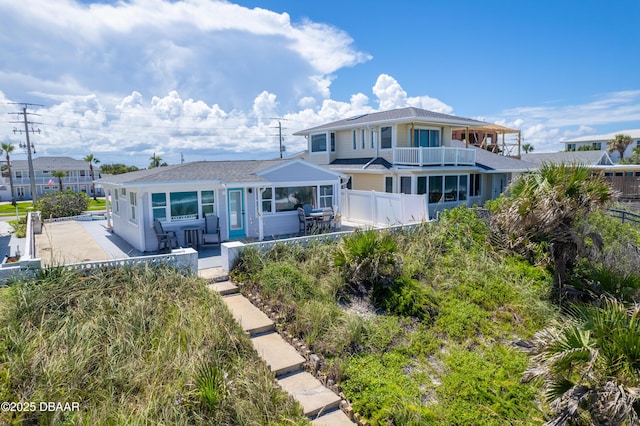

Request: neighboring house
left=97, top=158, right=346, bottom=252
left=522, top=150, right=640, bottom=200
left=563, top=129, right=640, bottom=162
left=295, top=107, right=536, bottom=219
left=2, top=156, right=102, bottom=201
left=521, top=150, right=614, bottom=167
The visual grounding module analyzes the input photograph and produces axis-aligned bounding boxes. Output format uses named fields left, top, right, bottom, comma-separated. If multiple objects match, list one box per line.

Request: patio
left=34, top=218, right=222, bottom=270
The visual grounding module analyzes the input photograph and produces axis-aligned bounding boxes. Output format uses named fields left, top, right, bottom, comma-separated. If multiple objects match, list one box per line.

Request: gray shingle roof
left=97, top=159, right=289, bottom=185
left=294, top=107, right=487, bottom=135
left=450, top=140, right=538, bottom=172
left=11, top=156, right=92, bottom=170
left=521, top=151, right=613, bottom=166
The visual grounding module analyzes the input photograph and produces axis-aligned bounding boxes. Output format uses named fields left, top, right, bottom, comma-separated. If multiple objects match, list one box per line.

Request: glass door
left=227, top=188, right=245, bottom=239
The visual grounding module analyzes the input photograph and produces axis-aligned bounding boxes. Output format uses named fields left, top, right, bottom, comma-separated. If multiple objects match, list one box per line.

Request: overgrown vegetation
left=0, top=266, right=306, bottom=425
left=33, top=190, right=90, bottom=219
left=232, top=164, right=640, bottom=424
left=233, top=208, right=556, bottom=424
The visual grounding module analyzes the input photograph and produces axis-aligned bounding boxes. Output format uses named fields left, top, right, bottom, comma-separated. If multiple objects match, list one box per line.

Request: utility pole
left=9, top=103, right=42, bottom=204
left=270, top=118, right=286, bottom=159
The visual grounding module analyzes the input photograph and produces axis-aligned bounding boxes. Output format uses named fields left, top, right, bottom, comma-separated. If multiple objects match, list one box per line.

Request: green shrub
left=373, top=275, right=438, bottom=320
left=230, top=246, right=264, bottom=283
left=430, top=345, right=542, bottom=424
left=34, top=190, right=90, bottom=219
left=342, top=352, right=429, bottom=425
left=8, top=217, right=26, bottom=238
left=333, top=229, right=402, bottom=293
left=259, top=261, right=319, bottom=303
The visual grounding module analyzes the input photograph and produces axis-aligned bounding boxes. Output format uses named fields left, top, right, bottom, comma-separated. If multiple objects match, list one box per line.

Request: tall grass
left=0, top=265, right=305, bottom=425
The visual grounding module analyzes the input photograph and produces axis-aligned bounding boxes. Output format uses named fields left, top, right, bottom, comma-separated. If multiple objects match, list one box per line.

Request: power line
left=270, top=118, right=287, bottom=159
left=8, top=103, right=43, bottom=203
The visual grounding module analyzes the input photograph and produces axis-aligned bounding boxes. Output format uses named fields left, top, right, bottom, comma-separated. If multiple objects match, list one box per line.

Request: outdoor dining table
left=180, top=224, right=204, bottom=249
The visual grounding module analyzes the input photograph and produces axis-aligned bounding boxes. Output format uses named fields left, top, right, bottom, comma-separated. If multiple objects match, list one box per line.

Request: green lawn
left=0, top=198, right=106, bottom=217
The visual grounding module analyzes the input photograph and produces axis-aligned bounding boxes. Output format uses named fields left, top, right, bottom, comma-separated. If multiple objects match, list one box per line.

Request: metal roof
left=293, top=107, right=487, bottom=135
left=450, top=140, right=538, bottom=172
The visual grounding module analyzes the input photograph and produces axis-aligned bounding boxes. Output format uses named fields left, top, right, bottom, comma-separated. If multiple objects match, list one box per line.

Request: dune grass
left=232, top=208, right=557, bottom=425
left=0, top=265, right=306, bottom=425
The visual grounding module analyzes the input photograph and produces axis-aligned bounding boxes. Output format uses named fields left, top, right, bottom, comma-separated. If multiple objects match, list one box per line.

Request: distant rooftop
left=521, top=150, right=613, bottom=166
left=563, top=129, right=640, bottom=143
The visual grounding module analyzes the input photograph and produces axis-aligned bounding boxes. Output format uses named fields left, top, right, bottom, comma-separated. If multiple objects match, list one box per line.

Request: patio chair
left=297, top=207, right=314, bottom=235
left=320, top=208, right=333, bottom=232
left=202, top=213, right=221, bottom=247
left=153, top=219, right=179, bottom=253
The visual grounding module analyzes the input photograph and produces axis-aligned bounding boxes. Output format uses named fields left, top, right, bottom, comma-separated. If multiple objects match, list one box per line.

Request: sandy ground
left=36, top=221, right=110, bottom=267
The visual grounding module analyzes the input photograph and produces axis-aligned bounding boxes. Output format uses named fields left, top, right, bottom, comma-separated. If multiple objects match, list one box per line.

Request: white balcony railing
left=393, top=147, right=476, bottom=167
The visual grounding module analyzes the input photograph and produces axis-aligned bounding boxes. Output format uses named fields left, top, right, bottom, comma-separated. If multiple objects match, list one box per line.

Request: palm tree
left=523, top=299, right=640, bottom=425
left=522, top=143, right=534, bottom=154
left=51, top=170, right=66, bottom=192
left=1, top=143, right=16, bottom=206
left=490, top=162, right=614, bottom=299
left=149, top=153, right=168, bottom=168
left=607, top=133, right=633, bottom=161
left=84, top=154, right=100, bottom=200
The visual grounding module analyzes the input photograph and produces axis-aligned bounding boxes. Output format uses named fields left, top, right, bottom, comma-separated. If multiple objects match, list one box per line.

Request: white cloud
left=491, top=91, right=640, bottom=152
left=372, top=74, right=453, bottom=113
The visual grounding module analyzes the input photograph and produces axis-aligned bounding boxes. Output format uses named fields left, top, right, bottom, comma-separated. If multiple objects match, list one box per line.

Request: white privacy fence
left=341, top=190, right=429, bottom=227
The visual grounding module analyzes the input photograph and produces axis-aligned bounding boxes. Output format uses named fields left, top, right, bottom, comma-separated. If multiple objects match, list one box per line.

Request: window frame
left=380, top=126, right=392, bottom=149
left=311, top=133, right=327, bottom=152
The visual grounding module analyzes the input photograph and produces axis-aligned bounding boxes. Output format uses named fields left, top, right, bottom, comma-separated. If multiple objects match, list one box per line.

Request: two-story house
left=563, top=129, right=640, bottom=162
left=2, top=156, right=102, bottom=201
left=295, top=107, right=536, bottom=219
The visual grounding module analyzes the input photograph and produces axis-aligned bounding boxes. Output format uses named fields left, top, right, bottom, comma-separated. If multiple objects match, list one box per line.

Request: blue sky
left=1, top=0, right=639, bottom=167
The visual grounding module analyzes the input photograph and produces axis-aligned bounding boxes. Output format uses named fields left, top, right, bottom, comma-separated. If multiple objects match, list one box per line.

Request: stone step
left=198, top=267, right=228, bottom=282
left=251, top=331, right=305, bottom=377
left=222, top=294, right=275, bottom=336
left=207, top=280, right=238, bottom=296
left=277, top=371, right=342, bottom=418
left=311, top=408, right=355, bottom=425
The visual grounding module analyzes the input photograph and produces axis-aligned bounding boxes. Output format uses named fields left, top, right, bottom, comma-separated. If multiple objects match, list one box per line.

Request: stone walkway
left=200, top=268, right=354, bottom=425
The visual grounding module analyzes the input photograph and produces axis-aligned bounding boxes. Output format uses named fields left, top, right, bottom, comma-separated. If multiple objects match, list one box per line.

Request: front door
left=227, top=188, right=246, bottom=239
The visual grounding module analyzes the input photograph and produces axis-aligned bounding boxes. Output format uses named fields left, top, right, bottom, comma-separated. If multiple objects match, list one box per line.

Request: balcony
left=393, top=147, right=476, bottom=167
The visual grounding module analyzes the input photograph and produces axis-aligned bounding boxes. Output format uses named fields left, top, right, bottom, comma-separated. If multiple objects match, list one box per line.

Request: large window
left=413, top=128, right=440, bottom=147
left=428, top=176, right=443, bottom=203
left=311, top=134, right=327, bottom=152
left=261, top=185, right=334, bottom=213
left=152, top=193, right=166, bottom=220
left=201, top=190, right=215, bottom=215
left=275, top=186, right=315, bottom=212
left=381, top=126, right=392, bottom=149
left=170, top=191, right=198, bottom=220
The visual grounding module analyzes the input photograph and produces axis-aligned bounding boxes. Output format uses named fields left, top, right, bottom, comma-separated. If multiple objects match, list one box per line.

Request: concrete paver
left=206, top=280, right=238, bottom=296
left=251, top=332, right=305, bottom=376
left=277, top=371, right=342, bottom=418
left=36, top=221, right=110, bottom=266
left=222, top=293, right=274, bottom=335
left=311, top=409, right=354, bottom=426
